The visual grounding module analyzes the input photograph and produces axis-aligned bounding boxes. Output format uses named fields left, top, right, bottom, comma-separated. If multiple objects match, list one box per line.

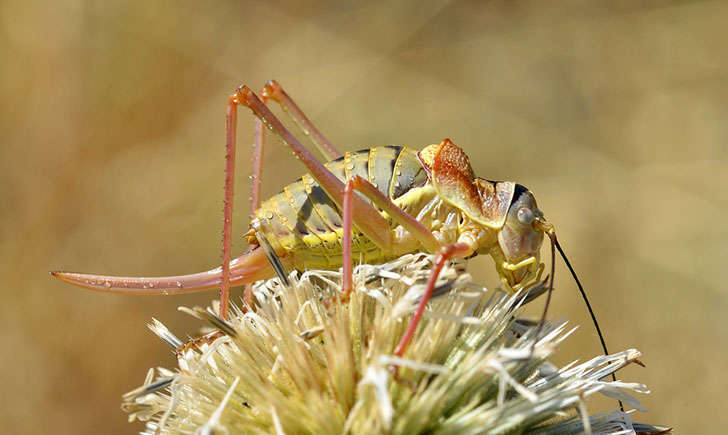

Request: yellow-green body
left=248, top=146, right=496, bottom=271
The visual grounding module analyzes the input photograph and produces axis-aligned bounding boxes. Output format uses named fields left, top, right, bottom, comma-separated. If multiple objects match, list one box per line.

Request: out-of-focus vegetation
left=1, top=1, right=725, bottom=433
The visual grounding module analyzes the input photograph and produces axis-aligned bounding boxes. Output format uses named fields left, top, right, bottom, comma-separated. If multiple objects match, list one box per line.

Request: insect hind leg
left=239, top=81, right=333, bottom=310
left=261, top=80, right=342, bottom=160
left=219, top=94, right=239, bottom=319
left=233, top=85, right=393, bottom=252
left=242, top=89, right=268, bottom=310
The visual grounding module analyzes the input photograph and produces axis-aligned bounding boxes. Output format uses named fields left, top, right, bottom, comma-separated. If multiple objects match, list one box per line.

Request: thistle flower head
left=123, top=254, right=668, bottom=434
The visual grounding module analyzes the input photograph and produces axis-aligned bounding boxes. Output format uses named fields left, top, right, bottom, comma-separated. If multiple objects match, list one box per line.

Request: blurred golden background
left=2, top=0, right=726, bottom=432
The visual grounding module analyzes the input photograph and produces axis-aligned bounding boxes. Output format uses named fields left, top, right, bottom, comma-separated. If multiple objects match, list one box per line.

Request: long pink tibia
left=50, top=248, right=273, bottom=295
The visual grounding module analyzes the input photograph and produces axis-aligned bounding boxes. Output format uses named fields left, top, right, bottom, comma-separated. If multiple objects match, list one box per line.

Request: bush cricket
left=51, top=80, right=613, bottom=365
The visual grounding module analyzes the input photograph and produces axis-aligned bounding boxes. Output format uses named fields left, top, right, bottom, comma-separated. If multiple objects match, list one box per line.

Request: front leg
left=394, top=242, right=472, bottom=357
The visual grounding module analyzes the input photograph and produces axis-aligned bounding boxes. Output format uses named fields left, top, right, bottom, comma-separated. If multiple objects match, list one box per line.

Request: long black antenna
left=530, top=234, right=555, bottom=356
left=552, top=234, right=623, bottom=411
left=553, top=238, right=610, bottom=360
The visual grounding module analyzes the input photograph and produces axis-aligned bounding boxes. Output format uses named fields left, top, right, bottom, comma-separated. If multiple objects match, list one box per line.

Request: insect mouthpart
left=496, top=254, right=544, bottom=292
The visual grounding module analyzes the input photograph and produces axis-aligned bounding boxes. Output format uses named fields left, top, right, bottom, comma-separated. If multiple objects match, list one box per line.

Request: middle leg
left=340, top=175, right=441, bottom=300
left=339, top=176, right=473, bottom=357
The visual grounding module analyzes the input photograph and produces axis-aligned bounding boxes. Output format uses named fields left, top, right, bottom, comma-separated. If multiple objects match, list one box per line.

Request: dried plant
left=123, top=254, right=668, bottom=434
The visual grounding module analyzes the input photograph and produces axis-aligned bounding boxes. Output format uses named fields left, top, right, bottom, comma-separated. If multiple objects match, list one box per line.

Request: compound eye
left=517, top=207, right=535, bottom=225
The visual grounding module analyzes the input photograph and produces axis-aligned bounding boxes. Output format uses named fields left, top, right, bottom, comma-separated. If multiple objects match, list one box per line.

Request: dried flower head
left=123, top=254, right=668, bottom=434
